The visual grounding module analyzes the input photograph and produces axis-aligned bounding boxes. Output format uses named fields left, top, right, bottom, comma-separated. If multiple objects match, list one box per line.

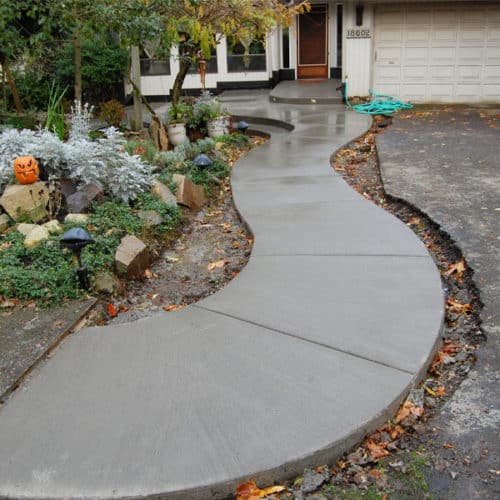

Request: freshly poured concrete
left=0, top=92, right=444, bottom=499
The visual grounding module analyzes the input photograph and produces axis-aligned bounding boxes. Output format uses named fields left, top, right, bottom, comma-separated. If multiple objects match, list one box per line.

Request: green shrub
left=54, top=36, right=129, bottom=103
left=100, top=99, right=126, bottom=128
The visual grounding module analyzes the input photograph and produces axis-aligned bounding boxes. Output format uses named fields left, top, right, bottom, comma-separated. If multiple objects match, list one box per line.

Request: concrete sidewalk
left=0, top=93, right=444, bottom=499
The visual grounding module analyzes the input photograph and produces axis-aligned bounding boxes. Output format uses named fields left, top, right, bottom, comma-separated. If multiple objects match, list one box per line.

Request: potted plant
left=166, top=103, right=191, bottom=146
left=193, top=92, right=229, bottom=138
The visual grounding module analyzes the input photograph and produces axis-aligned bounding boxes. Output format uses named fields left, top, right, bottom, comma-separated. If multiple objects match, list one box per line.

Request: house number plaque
left=346, top=28, right=371, bottom=39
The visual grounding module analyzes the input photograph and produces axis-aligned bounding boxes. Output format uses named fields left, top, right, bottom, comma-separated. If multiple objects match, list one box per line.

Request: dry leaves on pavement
left=236, top=480, right=285, bottom=500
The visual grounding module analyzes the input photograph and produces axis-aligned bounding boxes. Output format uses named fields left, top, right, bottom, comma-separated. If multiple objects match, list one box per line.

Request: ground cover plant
left=0, top=97, right=254, bottom=307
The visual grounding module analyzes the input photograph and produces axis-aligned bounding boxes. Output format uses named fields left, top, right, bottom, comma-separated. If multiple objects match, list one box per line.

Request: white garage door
left=373, top=2, right=500, bottom=103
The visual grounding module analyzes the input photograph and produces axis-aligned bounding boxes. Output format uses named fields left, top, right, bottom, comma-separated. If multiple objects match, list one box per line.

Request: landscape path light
left=60, top=227, right=94, bottom=290
left=236, top=121, right=249, bottom=135
left=193, top=153, right=213, bottom=169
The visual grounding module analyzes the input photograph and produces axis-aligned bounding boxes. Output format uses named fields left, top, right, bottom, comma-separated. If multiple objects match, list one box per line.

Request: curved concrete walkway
left=0, top=94, right=444, bottom=499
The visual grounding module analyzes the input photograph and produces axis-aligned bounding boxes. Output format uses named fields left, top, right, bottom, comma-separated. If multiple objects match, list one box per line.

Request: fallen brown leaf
left=446, top=298, right=471, bottom=315
left=235, top=480, right=285, bottom=500
left=163, top=304, right=184, bottom=312
left=207, top=260, right=227, bottom=271
left=107, top=303, right=118, bottom=318
left=365, top=439, right=390, bottom=460
left=444, top=260, right=466, bottom=282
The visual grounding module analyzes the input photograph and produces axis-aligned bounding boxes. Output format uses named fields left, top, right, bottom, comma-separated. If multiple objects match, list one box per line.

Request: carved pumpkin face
left=14, top=156, right=40, bottom=185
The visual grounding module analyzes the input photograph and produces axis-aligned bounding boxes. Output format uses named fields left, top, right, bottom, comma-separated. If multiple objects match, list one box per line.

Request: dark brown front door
left=298, top=4, right=328, bottom=79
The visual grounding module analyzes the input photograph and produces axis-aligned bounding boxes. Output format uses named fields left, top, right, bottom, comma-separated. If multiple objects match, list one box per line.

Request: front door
left=297, top=4, right=329, bottom=79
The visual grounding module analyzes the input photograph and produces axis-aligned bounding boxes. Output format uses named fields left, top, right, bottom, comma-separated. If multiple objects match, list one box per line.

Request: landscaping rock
left=137, top=210, right=163, bottom=227
left=24, top=225, right=50, bottom=249
left=0, top=182, right=50, bottom=222
left=94, top=271, right=119, bottom=294
left=59, top=179, right=77, bottom=199
left=64, top=213, right=89, bottom=224
left=17, top=223, right=39, bottom=237
left=301, top=467, right=329, bottom=494
left=43, top=220, right=63, bottom=235
left=149, top=119, right=169, bottom=151
left=0, top=214, right=9, bottom=232
left=115, top=235, right=150, bottom=278
left=66, top=183, right=103, bottom=213
left=158, top=123, right=169, bottom=151
left=151, top=179, right=177, bottom=206
left=172, top=174, right=206, bottom=210
left=150, top=120, right=160, bottom=150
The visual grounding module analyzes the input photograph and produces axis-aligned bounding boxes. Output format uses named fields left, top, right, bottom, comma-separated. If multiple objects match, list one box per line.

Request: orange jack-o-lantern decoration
left=14, top=156, right=40, bottom=185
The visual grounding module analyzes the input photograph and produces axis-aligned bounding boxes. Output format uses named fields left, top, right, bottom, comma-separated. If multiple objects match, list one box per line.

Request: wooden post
left=130, top=46, right=143, bottom=132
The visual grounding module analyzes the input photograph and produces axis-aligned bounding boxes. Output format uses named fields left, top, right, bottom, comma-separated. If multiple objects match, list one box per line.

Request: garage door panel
left=456, top=84, right=482, bottom=97
left=432, top=28, right=458, bottom=44
left=484, top=66, right=500, bottom=82
left=407, top=11, right=431, bottom=25
left=374, top=3, right=500, bottom=102
left=487, top=26, right=500, bottom=43
left=401, top=84, right=427, bottom=100
left=430, top=84, right=454, bottom=98
left=433, top=10, right=458, bottom=25
left=460, top=10, right=486, bottom=24
left=378, top=29, right=403, bottom=45
left=457, top=66, right=481, bottom=81
left=376, top=9, right=404, bottom=24
left=404, top=47, right=429, bottom=65
left=460, top=28, right=486, bottom=45
left=406, top=29, right=431, bottom=44
left=374, top=66, right=401, bottom=82
left=483, top=84, right=500, bottom=97
left=429, top=66, right=455, bottom=81
left=377, top=47, right=401, bottom=63
left=403, top=67, right=428, bottom=82
left=430, top=47, right=456, bottom=64
left=375, top=84, right=401, bottom=96
left=486, top=47, right=500, bottom=65
left=487, top=9, right=500, bottom=23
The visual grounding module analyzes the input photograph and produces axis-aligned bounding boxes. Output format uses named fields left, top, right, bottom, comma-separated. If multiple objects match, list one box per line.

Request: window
left=188, top=47, right=218, bottom=74
left=227, top=37, right=266, bottom=72
left=140, top=58, right=171, bottom=76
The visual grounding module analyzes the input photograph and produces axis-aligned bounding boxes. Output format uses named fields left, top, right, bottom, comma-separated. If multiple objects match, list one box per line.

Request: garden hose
left=344, top=78, right=413, bottom=115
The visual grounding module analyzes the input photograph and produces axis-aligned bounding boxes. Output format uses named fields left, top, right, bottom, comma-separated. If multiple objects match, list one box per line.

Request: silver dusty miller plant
left=0, top=103, right=152, bottom=202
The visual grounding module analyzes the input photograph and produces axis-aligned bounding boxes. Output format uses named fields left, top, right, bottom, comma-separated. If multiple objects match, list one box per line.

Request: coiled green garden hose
left=344, top=78, right=413, bottom=115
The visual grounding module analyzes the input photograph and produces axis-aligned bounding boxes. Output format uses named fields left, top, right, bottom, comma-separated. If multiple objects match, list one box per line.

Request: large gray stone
left=0, top=213, right=9, bottom=232
left=23, top=225, right=50, bottom=249
left=115, top=234, right=150, bottom=278
left=66, top=183, right=103, bottom=213
left=151, top=179, right=177, bottom=206
left=64, top=213, right=89, bottom=225
left=0, top=182, right=50, bottom=222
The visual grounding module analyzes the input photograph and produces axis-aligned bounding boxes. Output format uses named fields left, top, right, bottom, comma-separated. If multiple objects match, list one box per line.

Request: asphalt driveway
left=377, top=107, right=499, bottom=499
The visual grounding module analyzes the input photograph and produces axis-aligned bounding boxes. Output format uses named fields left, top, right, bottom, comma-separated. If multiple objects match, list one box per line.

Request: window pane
left=227, top=37, right=266, bottom=72
left=188, top=48, right=218, bottom=74
left=140, top=58, right=171, bottom=76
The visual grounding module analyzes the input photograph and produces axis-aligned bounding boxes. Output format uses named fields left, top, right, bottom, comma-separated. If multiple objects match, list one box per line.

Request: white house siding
left=343, top=2, right=375, bottom=96
left=373, top=1, right=500, bottom=103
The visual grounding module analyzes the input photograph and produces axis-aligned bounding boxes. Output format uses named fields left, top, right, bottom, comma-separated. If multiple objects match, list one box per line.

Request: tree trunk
left=0, top=55, right=23, bottom=114
left=129, top=46, right=143, bottom=131
left=74, top=27, right=82, bottom=103
left=171, top=55, right=192, bottom=107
